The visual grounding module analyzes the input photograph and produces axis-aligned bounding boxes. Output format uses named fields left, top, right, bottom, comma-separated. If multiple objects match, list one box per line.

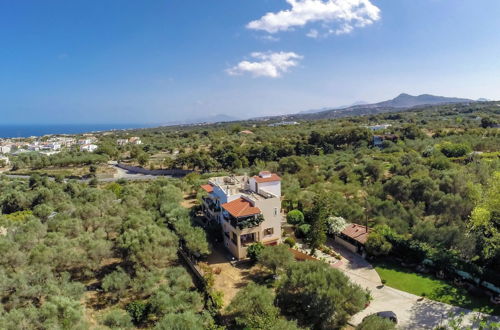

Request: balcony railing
left=203, top=197, right=221, bottom=213
left=225, top=214, right=264, bottom=230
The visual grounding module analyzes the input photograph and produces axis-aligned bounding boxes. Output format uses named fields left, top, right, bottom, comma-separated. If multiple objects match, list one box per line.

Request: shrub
left=284, top=237, right=296, bottom=248
left=295, top=224, right=311, bottom=239
left=257, top=245, right=294, bottom=275
left=101, top=309, right=133, bottom=328
left=126, top=301, right=150, bottom=326
left=247, top=242, right=265, bottom=262
left=356, top=315, right=396, bottom=330
left=365, top=232, right=392, bottom=256
left=440, top=143, right=471, bottom=158
left=286, top=210, right=304, bottom=225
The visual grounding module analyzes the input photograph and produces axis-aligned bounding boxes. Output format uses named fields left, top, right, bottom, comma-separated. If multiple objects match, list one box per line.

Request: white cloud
left=247, top=0, right=380, bottom=36
left=227, top=52, right=303, bottom=78
left=306, top=29, right=319, bottom=38
left=259, top=35, right=281, bottom=42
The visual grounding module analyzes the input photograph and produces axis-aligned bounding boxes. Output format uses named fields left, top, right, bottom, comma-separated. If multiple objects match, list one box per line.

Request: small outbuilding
left=335, top=223, right=371, bottom=257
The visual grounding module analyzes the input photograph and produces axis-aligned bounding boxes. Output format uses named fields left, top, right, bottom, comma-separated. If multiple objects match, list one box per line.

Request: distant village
left=0, top=134, right=142, bottom=167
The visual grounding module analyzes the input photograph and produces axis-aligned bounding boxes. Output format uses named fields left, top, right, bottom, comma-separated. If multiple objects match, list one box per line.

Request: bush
left=247, top=242, right=265, bottom=262
left=295, top=224, right=311, bottom=239
left=440, top=143, right=471, bottom=158
left=286, top=210, right=304, bottom=225
left=126, top=301, right=150, bottom=326
left=101, top=309, right=133, bottom=329
left=356, top=315, right=396, bottom=330
left=257, top=245, right=294, bottom=274
left=284, top=237, right=296, bottom=248
left=365, top=232, right=392, bottom=256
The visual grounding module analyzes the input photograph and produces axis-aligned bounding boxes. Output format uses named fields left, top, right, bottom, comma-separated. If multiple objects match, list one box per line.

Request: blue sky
left=1, top=0, right=499, bottom=124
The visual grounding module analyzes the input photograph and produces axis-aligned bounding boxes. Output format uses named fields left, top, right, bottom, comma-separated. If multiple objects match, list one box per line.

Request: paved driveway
left=327, top=239, right=500, bottom=329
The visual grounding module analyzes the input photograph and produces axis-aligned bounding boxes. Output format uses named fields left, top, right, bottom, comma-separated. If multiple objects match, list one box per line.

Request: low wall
left=116, top=163, right=193, bottom=177
left=290, top=248, right=318, bottom=261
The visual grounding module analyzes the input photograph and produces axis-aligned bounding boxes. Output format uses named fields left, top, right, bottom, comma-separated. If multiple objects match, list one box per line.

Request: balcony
left=202, top=197, right=221, bottom=215
left=224, top=213, right=265, bottom=230
left=241, top=233, right=257, bottom=247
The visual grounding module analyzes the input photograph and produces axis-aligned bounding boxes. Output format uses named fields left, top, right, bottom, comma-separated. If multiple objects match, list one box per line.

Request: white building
left=80, top=144, right=98, bottom=152
left=201, top=171, right=282, bottom=259
left=0, top=145, right=11, bottom=154
left=117, top=139, right=129, bottom=146
left=129, top=137, right=142, bottom=145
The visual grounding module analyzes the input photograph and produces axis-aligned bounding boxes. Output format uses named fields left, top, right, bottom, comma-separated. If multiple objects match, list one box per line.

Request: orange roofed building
left=201, top=171, right=282, bottom=259
left=335, top=223, right=371, bottom=258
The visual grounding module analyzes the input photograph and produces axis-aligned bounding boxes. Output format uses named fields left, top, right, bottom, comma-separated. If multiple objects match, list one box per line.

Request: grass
left=372, top=260, right=500, bottom=316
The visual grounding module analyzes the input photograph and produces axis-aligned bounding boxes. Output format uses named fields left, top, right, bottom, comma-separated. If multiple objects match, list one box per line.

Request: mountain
left=374, top=93, right=473, bottom=108
left=254, top=93, right=476, bottom=122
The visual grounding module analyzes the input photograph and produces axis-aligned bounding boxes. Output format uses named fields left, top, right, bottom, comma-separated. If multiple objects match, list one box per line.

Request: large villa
left=201, top=171, right=282, bottom=259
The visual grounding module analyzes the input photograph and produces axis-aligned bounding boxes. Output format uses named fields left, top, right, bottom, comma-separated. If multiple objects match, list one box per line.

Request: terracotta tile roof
left=253, top=173, right=281, bottom=183
left=221, top=197, right=261, bottom=218
left=200, top=184, right=214, bottom=193
left=341, top=224, right=371, bottom=245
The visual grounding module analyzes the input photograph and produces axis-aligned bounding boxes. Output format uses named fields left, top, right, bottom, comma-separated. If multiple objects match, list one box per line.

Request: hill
left=255, top=93, right=476, bottom=122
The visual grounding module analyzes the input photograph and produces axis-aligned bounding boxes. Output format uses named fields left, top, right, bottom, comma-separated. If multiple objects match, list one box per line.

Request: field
left=373, top=260, right=500, bottom=316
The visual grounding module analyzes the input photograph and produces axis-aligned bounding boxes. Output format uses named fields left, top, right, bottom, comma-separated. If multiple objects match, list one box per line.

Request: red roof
left=253, top=173, right=281, bottom=183
left=200, top=184, right=213, bottom=193
left=221, top=197, right=261, bottom=218
left=341, top=224, right=371, bottom=245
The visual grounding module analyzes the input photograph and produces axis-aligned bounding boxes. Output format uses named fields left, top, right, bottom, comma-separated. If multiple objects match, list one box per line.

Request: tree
left=137, top=152, right=150, bottom=166
left=481, top=116, right=497, bottom=128
left=469, top=171, right=500, bottom=264
left=365, top=232, right=392, bottom=256
left=295, top=223, right=311, bottom=239
left=119, top=225, right=179, bottom=270
left=257, top=244, right=294, bottom=275
left=101, top=309, right=134, bottom=329
left=287, top=209, right=305, bottom=225
left=326, top=216, right=347, bottom=235
left=227, top=283, right=279, bottom=329
left=102, top=267, right=131, bottom=301
left=440, top=143, right=471, bottom=158
left=276, top=261, right=368, bottom=329
left=226, top=283, right=300, bottom=330
left=126, top=301, right=150, bottom=326
left=154, top=311, right=211, bottom=330
left=356, top=315, right=396, bottom=330
left=247, top=242, right=265, bottom=262
left=308, top=194, right=329, bottom=253
left=40, top=296, right=86, bottom=329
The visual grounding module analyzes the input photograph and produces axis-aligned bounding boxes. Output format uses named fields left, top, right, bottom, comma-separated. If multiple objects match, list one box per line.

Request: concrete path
left=327, top=240, right=500, bottom=329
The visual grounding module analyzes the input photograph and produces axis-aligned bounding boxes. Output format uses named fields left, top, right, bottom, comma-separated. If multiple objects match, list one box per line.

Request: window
left=264, top=228, right=274, bottom=236
left=241, top=233, right=256, bottom=246
left=231, top=232, right=238, bottom=245
left=274, top=207, right=278, bottom=216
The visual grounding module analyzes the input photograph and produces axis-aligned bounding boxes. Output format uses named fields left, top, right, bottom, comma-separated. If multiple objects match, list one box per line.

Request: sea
left=0, top=124, right=156, bottom=139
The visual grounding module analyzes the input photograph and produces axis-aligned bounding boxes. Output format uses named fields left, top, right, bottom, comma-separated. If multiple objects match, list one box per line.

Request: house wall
left=257, top=181, right=281, bottom=197
left=254, top=197, right=281, bottom=245
left=221, top=196, right=282, bottom=259
left=334, top=236, right=358, bottom=254
left=248, top=178, right=281, bottom=197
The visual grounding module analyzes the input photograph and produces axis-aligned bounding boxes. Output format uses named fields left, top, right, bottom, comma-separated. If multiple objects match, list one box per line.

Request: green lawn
left=372, top=260, right=500, bottom=316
